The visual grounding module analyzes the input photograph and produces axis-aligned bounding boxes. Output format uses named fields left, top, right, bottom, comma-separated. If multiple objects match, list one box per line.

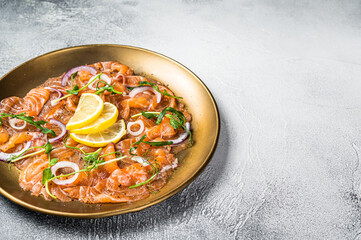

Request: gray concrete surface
left=1, top=0, right=361, bottom=239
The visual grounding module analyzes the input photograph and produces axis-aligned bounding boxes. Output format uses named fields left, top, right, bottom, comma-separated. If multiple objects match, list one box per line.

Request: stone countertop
left=1, top=0, right=361, bottom=239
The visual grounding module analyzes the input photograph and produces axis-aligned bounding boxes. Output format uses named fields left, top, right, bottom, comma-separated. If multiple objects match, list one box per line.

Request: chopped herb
left=0, top=112, right=56, bottom=136
left=138, top=81, right=182, bottom=99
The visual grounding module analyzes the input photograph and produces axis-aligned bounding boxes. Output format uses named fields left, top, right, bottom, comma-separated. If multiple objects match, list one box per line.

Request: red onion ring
left=171, top=122, right=191, bottom=145
left=113, top=73, right=126, bottom=84
left=61, top=65, right=97, bottom=86
left=127, top=120, right=144, bottom=136
left=0, top=141, right=32, bottom=162
left=9, top=118, right=26, bottom=130
left=48, top=119, right=67, bottom=143
left=45, top=87, right=64, bottom=106
left=88, top=73, right=112, bottom=90
left=51, top=161, right=79, bottom=185
left=129, top=86, right=162, bottom=103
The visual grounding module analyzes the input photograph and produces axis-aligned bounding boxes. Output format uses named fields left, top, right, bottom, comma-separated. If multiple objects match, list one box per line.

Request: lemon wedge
left=66, top=93, right=104, bottom=130
left=70, top=120, right=126, bottom=147
left=70, top=102, right=118, bottom=134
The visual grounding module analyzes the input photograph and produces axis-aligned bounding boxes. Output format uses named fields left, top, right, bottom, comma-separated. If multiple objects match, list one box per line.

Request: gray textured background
left=1, top=0, right=361, bottom=239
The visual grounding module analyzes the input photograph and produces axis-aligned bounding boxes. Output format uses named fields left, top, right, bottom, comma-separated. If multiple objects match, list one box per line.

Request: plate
left=0, top=45, right=220, bottom=218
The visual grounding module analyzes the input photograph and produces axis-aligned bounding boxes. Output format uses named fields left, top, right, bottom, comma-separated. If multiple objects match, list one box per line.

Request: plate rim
left=0, top=44, right=220, bottom=218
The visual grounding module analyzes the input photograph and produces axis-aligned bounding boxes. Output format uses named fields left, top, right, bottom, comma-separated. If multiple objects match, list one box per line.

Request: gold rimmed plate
left=0, top=45, right=220, bottom=218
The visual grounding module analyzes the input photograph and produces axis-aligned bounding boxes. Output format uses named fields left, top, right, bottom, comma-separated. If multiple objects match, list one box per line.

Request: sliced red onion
left=45, top=87, right=64, bottom=106
left=127, top=120, right=144, bottom=136
left=113, top=72, right=126, bottom=83
left=48, top=119, right=67, bottom=143
left=9, top=118, right=26, bottom=130
left=132, top=156, right=149, bottom=166
left=171, top=122, right=191, bottom=145
left=88, top=73, right=112, bottom=90
left=129, top=86, right=162, bottom=103
left=0, top=141, right=32, bottom=162
left=61, top=65, right=97, bottom=86
left=51, top=161, right=79, bottom=185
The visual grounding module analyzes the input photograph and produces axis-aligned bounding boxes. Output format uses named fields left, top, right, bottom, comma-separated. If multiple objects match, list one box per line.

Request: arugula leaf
left=138, top=81, right=182, bottom=99
left=95, top=81, right=123, bottom=95
left=129, top=135, right=173, bottom=154
left=142, top=140, right=173, bottom=146
left=41, top=168, right=54, bottom=185
left=129, top=135, right=146, bottom=155
left=155, top=107, right=185, bottom=129
left=0, top=112, right=56, bottom=136
left=133, top=135, right=147, bottom=145
left=141, top=111, right=159, bottom=119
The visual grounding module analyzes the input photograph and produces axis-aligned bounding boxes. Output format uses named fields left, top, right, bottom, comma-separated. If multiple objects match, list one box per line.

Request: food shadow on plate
left=0, top=107, right=228, bottom=238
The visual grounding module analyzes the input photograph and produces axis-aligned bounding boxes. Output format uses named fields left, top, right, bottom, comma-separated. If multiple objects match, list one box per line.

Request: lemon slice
left=70, top=120, right=126, bottom=147
left=66, top=93, right=104, bottom=130
left=70, top=102, right=119, bottom=134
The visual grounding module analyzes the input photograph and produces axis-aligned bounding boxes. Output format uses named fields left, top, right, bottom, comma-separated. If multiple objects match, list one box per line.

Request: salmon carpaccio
left=0, top=61, right=192, bottom=203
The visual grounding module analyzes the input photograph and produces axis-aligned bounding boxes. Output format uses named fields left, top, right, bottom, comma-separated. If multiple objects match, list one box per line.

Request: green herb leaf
left=133, top=135, right=147, bottom=146
left=66, top=84, right=79, bottom=95
left=83, top=151, right=101, bottom=167
left=70, top=71, right=77, bottom=88
left=44, top=142, right=53, bottom=154
left=156, top=107, right=185, bottom=129
left=129, top=161, right=160, bottom=189
left=49, top=158, right=58, bottom=166
left=141, top=111, right=159, bottom=119
left=95, top=81, right=123, bottom=95
left=41, top=168, right=54, bottom=185
left=129, top=146, right=138, bottom=156
left=129, top=134, right=173, bottom=151
left=138, top=81, right=182, bottom=99
left=142, top=140, right=173, bottom=146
